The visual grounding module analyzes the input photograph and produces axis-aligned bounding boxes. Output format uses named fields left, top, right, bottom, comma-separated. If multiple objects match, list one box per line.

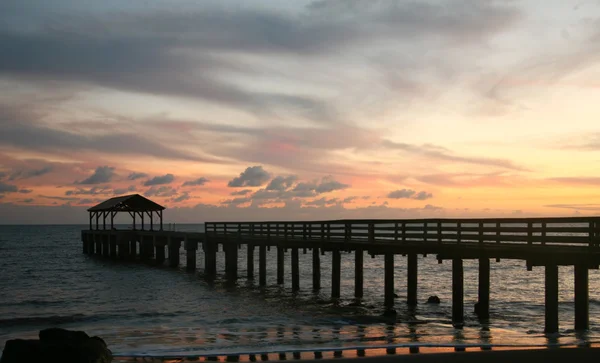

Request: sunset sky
left=1, top=0, right=600, bottom=224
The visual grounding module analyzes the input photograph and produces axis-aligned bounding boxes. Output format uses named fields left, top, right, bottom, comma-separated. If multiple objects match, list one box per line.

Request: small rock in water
left=426, top=295, right=441, bottom=304
left=1, top=328, right=112, bottom=363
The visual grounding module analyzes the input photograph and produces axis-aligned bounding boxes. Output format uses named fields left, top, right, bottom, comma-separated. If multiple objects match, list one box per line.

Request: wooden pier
left=81, top=195, right=600, bottom=334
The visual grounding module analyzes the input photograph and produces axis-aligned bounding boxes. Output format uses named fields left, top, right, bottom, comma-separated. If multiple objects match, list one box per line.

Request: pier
left=82, top=195, right=600, bottom=334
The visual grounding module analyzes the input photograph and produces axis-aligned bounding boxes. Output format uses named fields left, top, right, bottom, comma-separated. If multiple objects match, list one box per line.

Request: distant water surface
left=1, top=224, right=600, bottom=357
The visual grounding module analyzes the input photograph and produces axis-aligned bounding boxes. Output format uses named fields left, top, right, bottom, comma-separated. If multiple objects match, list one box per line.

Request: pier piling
left=185, top=238, right=198, bottom=272
left=574, top=263, right=589, bottom=331
left=312, top=247, right=321, bottom=291
left=384, top=253, right=395, bottom=308
left=277, top=246, right=285, bottom=285
left=204, top=240, right=217, bottom=277
left=247, top=244, right=255, bottom=279
left=452, top=258, right=464, bottom=327
left=544, top=263, right=559, bottom=333
left=168, top=238, right=180, bottom=267
left=332, top=249, right=341, bottom=299
left=291, top=247, right=300, bottom=292
left=225, top=242, right=238, bottom=281
left=407, top=253, right=417, bottom=306
left=355, top=249, right=364, bottom=299
left=259, top=245, right=267, bottom=286
left=478, top=257, right=490, bottom=319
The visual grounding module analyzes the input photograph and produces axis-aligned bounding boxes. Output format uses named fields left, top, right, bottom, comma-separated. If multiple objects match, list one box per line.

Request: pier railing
left=206, top=217, right=600, bottom=247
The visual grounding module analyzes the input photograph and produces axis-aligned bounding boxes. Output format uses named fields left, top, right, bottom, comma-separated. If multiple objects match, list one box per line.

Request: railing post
left=284, top=223, right=288, bottom=241
left=345, top=223, right=351, bottom=242
left=541, top=222, right=546, bottom=245
left=303, top=223, right=307, bottom=240
left=321, top=223, right=325, bottom=240
left=457, top=222, right=462, bottom=244
left=479, top=222, right=484, bottom=244
left=394, top=222, right=399, bottom=242
left=496, top=222, right=501, bottom=244
left=437, top=222, right=442, bottom=243
left=368, top=223, right=374, bottom=243
left=402, top=222, right=406, bottom=242
left=527, top=222, right=533, bottom=245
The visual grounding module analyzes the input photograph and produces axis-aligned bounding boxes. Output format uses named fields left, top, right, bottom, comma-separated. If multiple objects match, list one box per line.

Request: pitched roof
left=87, top=194, right=165, bottom=212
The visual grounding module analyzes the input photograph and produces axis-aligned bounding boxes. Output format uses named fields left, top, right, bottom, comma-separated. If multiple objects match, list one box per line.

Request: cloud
left=66, top=187, right=112, bottom=196
left=172, top=192, right=191, bottom=203
left=75, top=166, right=115, bottom=185
left=144, top=174, right=175, bottom=186
left=315, top=176, right=350, bottom=193
left=113, top=185, right=137, bottom=195
left=182, top=177, right=209, bottom=187
left=230, top=189, right=252, bottom=196
left=548, top=177, right=600, bottom=185
left=0, top=182, right=18, bottom=193
left=387, top=188, right=433, bottom=200
left=22, top=198, right=34, bottom=203
left=8, top=166, right=53, bottom=180
left=144, top=186, right=178, bottom=197
left=266, top=175, right=298, bottom=191
left=545, top=203, right=600, bottom=211
left=128, top=172, right=148, bottom=180
left=18, top=189, right=33, bottom=194
left=228, top=166, right=271, bottom=187
left=381, top=140, right=526, bottom=171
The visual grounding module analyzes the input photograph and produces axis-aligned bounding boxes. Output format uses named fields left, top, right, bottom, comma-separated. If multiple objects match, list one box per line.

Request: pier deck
left=82, top=216, right=600, bottom=334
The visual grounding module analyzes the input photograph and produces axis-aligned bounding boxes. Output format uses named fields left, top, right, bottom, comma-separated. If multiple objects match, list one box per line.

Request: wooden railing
left=205, top=217, right=600, bottom=247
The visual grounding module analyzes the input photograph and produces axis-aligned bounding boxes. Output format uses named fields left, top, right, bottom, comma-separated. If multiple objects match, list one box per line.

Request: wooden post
left=292, top=247, right=300, bottom=292
left=168, top=238, right=180, bottom=267
left=247, top=244, right=254, bottom=280
left=332, top=249, right=341, bottom=299
left=313, top=247, right=321, bottom=291
left=407, top=253, right=418, bottom=306
left=204, top=239, right=217, bottom=277
left=452, top=258, right=464, bottom=327
left=130, top=239, right=136, bottom=258
left=275, top=246, right=284, bottom=285
left=574, top=264, right=589, bottom=331
left=89, top=212, right=93, bottom=230
left=384, top=253, right=394, bottom=308
left=259, top=245, right=267, bottom=286
left=545, top=263, right=559, bottom=333
left=155, top=243, right=165, bottom=265
left=355, top=249, right=363, bottom=298
left=185, top=238, right=197, bottom=272
left=478, top=258, right=490, bottom=319
left=225, top=243, right=237, bottom=282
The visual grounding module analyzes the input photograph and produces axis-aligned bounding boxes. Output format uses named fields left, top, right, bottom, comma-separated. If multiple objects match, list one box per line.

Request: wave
left=0, top=314, right=91, bottom=327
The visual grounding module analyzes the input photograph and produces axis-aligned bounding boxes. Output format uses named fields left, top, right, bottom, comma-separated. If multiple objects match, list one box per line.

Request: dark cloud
left=18, top=189, right=33, bottom=194
left=22, top=198, right=34, bottom=203
left=388, top=189, right=433, bottom=200
left=266, top=175, right=298, bottom=191
left=381, top=140, right=526, bottom=171
left=182, top=177, right=209, bottom=187
left=171, top=192, right=191, bottom=203
left=0, top=105, right=207, bottom=162
left=548, top=177, right=600, bottom=185
left=305, top=197, right=340, bottom=207
left=128, top=172, right=148, bottom=180
left=144, top=186, right=178, bottom=197
left=230, top=189, right=252, bottom=196
left=228, top=166, right=271, bottom=187
left=8, top=166, right=53, bottom=180
left=66, top=187, right=112, bottom=196
left=0, top=182, right=18, bottom=193
left=315, top=176, right=349, bottom=193
left=113, top=185, right=136, bottom=195
left=144, top=174, right=175, bottom=186
left=39, top=194, right=78, bottom=201
left=75, top=166, right=115, bottom=185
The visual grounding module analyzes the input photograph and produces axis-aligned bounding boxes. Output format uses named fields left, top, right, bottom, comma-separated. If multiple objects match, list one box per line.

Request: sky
left=1, top=0, right=600, bottom=224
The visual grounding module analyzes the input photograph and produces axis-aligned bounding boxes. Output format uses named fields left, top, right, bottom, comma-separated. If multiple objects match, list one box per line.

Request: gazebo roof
left=87, top=194, right=165, bottom=213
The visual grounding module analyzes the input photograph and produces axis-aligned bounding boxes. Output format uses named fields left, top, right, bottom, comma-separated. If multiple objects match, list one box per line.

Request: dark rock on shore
left=426, top=295, right=441, bottom=304
left=1, top=328, right=112, bottom=363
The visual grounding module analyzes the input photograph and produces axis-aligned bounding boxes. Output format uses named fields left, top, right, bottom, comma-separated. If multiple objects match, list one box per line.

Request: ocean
left=1, top=224, right=599, bottom=358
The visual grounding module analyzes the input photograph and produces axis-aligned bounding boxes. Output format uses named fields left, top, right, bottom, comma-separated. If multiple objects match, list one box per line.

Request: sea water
left=1, top=224, right=600, bottom=357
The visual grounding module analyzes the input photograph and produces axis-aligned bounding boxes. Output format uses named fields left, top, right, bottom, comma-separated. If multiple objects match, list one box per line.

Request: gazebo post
left=149, top=211, right=154, bottom=231
left=89, top=212, right=93, bottom=230
left=111, top=211, right=116, bottom=230
left=103, top=211, right=107, bottom=230
left=159, top=210, right=163, bottom=231
left=132, top=212, right=136, bottom=231
left=140, top=211, right=145, bottom=231
left=95, top=212, right=100, bottom=230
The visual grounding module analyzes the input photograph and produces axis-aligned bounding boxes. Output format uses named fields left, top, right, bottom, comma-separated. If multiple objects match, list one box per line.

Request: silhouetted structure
left=87, top=194, right=165, bottom=231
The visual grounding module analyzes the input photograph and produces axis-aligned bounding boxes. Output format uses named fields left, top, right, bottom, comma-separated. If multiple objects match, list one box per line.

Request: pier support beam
left=355, top=249, right=363, bottom=299
left=155, top=244, right=165, bottom=265
left=384, top=253, right=395, bottom=308
left=259, top=245, right=267, bottom=287
left=574, top=264, right=589, bottom=331
left=313, top=247, right=321, bottom=291
left=277, top=246, right=285, bottom=285
left=332, top=249, right=341, bottom=299
left=407, top=253, right=418, bottom=306
left=185, top=238, right=198, bottom=272
left=477, top=258, right=490, bottom=319
left=204, top=240, right=217, bottom=277
left=291, top=247, right=300, bottom=292
left=225, top=243, right=238, bottom=282
left=545, top=264, right=559, bottom=333
left=109, top=235, right=117, bottom=258
left=247, top=244, right=255, bottom=280
left=168, top=239, right=180, bottom=267
left=452, top=258, right=464, bottom=327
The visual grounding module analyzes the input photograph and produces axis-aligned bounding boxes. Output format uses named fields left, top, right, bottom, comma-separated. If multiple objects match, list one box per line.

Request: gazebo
left=87, top=194, right=165, bottom=231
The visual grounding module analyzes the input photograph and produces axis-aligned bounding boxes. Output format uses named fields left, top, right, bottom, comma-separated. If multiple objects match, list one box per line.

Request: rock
left=426, top=295, right=441, bottom=304
left=1, top=329, right=112, bottom=363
